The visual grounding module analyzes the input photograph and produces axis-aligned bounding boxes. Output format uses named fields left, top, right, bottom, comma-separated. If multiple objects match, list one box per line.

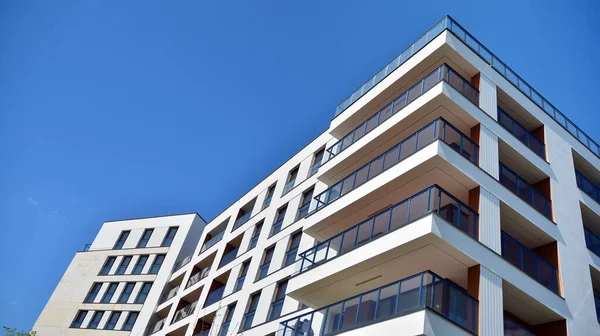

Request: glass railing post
left=418, top=273, right=424, bottom=307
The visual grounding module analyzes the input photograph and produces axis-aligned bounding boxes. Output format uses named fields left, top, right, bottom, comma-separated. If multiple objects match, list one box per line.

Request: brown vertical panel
left=470, top=124, right=481, bottom=145
left=533, top=177, right=551, bottom=200
left=471, top=73, right=481, bottom=90
left=532, top=320, right=567, bottom=336
left=531, top=125, right=545, bottom=143
left=533, top=241, right=561, bottom=295
left=468, top=265, right=480, bottom=299
left=469, top=187, right=480, bottom=213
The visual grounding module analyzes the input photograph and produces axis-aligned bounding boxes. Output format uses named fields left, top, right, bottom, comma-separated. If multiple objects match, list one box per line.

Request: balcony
left=498, top=107, right=545, bottom=160
left=279, top=271, right=478, bottom=335
left=205, top=286, right=225, bottom=307
left=201, top=231, right=225, bottom=253
left=327, top=64, right=477, bottom=162
left=299, top=185, right=477, bottom=274
left=585, top=227, right=600, bottom=258
left=233, top=212, right=252, bottom=231
left=149, top=318, right=167, bottom=335
left=576, top=170, right=600, bottom=204
left=186, top=267, right=210, bottom=289
left=504, top=317, right=535, bottom=336
left=160, top=286, right=180, bottom=304
left=173, top=255, right=192, bottom=272
left=311, top=118, right=478, bottom=214
left=499, top=163, right=552, bottom=220
left=173, top=301, right=197, bottom=323
left=501, top=231, right=559, bottom=294
left=219, top=248, right=239, bottom=268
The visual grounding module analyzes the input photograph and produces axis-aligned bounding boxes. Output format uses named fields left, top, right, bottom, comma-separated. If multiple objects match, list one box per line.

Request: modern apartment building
left=34, top=15, right=600, bottom=336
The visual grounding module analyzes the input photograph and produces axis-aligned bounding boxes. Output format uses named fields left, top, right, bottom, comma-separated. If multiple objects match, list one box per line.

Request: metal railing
left=501, top=231, right=559, bottom=294
left=278, top=270, right=478, bottom=335
left=504, top=317, right=535, bottom=336
left=233, top=212, right=252, bottom=230
left=173, top=301, right=197, bottom=323
left=205, top=286, right=226, bottom=307
left=219, top=248, right=239, bottom=268
left=201, top=231, right=225, bottom=253
left=160, top=286, right=180, bottom=304
left=298, top=185, right=478, bottom=274
left=497, top=107, right=545, bottom=159
left=334, top=15, right=600, bottom=162
left=499, top=163, right=552, bottom=219
left=584, top=227, right=600, bottom=258
left=327, top=64, right=478, bottom=161
left=186, top=267, right=210, bottom=288
left=576, top=170, right=600, bottom=204
left=312, top=118, right=478, bottom=214
left=173, top=255, right=192, bottom=272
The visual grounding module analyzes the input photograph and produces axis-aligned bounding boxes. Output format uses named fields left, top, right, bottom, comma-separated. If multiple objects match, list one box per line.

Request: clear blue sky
left=1, top=0, right=598, bottom=330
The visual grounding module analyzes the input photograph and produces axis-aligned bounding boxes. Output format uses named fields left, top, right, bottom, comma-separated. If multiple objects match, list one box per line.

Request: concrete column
left=479, top=265, right=504, bottom=336
left=479, top=187, right=501, bottom=253
left=479, top=126, right=499, bottom=179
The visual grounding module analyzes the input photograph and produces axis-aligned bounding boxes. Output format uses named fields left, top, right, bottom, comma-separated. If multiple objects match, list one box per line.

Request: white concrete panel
left=479, top=125, right=500, bottom=179
left=479, top=73, right=498, bottom=120
left=480, top=187, right=501, bottom=253
left=479, top=266, right=503, bottom=336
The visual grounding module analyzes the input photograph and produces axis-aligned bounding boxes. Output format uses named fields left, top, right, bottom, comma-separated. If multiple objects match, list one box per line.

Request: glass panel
left=392, top=93, right=407, bottom=114
left=416, top=123, right=436, bottom=150
left=340, top=297, right=359, bottom=330
left=341, top=230, right=357, bottom=254
left=323, top=303, right=343, bottom=334
left=327, top=235, right=343, bottom=260
left=408, top=190, right=430, bottom=221
left=399, top=135, right=417, bottom=161
left=390, top=202, right=408, bottom=231
left=356, top=221, right=373, bottom=246
left=422, top=68, right=440, bottom=91
left=376, top=283, right=398, bottom=319
left=340, top=175, right=355, bottom=196
left=397, top=275, right=422, bottom=315
left=353, top=123, right=367, bottom=142
left=383, top=145, right=400, bottom=170
left=368, top=156, right=384, bottom=178
left=379, top=104, right=393, bottom=123
left=354, top=165, right=370, bottom=188
left=357, top=290, right=378, bottom=325
left=406, top=84, right=422, bottom=103
left=365, top=115, right=379, bottom=133
left=372, top=211, right=391, bottom=238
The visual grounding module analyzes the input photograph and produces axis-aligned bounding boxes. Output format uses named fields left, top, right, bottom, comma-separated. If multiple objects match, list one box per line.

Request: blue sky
left=1, top=0, right=598, bottom=330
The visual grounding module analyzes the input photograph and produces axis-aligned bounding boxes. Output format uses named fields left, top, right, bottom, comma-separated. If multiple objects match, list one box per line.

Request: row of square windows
left=112, top=227, right=178, bottom=250
left=70, top=310, right=138, bottom=330
left=84, top=281, right=152, bottom=305
left=100, top=254, right=164, bottom=276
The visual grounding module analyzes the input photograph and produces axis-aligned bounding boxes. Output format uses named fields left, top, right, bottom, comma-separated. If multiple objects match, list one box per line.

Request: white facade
left=34, top=16, right=600, bottom=336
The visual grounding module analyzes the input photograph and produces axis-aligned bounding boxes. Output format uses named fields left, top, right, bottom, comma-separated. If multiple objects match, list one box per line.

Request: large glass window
left=135, top=282, right=152, bottom=304
left=161, top=227, right=178, bottom=247
left=118, top=282, right=135, bottom=303
left=99, top=257, right=116, bottom=275
left=284, top=232, right=301, bottom=267
left=269, top=280, right=288, bottom=320
left=137, top=229, right=153, bottom=248
left=149, top=254, right=165, bottom=274
left=122, top=312, right=138, bottom=331
left=113, top=230, right=130, bottom=249
left=83, top=283, right=102, bottom=303
left=115, top=256, right=132, bottom=275
left=70, top=310, right=88, bottom=328
left=87, top=311, right=104, bottom=329
left=101, top=283, right=119, bottom=303
left=104, top=311, right=121, bottom=330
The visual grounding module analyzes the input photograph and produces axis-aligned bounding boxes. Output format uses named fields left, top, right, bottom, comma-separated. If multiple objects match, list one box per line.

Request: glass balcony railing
left=186, top=267, right=210, bottom=288
left=201, top=231, right=225, bottom=253
left=173, top=301, right=197, bottom=323
left=149, top=318, right=166, bottom=335
left=205, top=286, right=226, bottom=307
left=497, top=107, right=545, bottom=159
left=219, top=248, right=239, bottom=268
left=576, top=170, right=600, bottom=204
left=504, top=317, right=535, bottom=336
left=311, top=118, right=478, bottom=214
left=327, top=64, right=478, bottom=161
left=233, top=212, right=252, bottom=230
left=595, top=293, right=600, bottom=322
left=584, top=227, right=600, bottom=258
left=173, top=255, right=192, bottom=272
left=501, top=231, right=559, bottom=294
left=270, top=219, right=284, bottom=237
left=278, top=270, right=478, bottom=335
left=499, top=163, right=552, bottom=220
left=298, top=185, right=478, bottom=274
left=335, top=16, right=600, bottom=162
left=160, top=286, right=180, bottom=304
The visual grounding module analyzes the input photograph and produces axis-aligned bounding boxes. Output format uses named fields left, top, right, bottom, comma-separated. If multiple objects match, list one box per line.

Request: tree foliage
left=3, top=327, right=37, bottom=336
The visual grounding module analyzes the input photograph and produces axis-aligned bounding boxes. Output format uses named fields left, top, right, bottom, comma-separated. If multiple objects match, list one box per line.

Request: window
left=122, top=312, right=138, bottom=331
left=101, top=283, right=119, bottom=303
left=309, top=148, right=325, bottom=176
left=269, top=280, right=288, bottom=320
left=296, top=188, right=314, bottom=220
left=118, top=282, right=135, bottom=303
left=70, top=310, right=88, bottom=328
left=220, top=303, right=236, bottom=335
left=149, top=254, right=165, bottom=274
left=284, top=232, right=302, bottom=267
left=113, top=230, right=130, bottom=249
left=135, top=282, right=152, bottom=304
left=99, top=257, right=116, bottom=275
left=137, top=229, right=153, bottom=248
left=262, top=184, right=276, bottom=210
left=242, top=292, right=261, bottom=330
left=235, top=260, right=251, bottom=292
left=104, top=311, right=121, bottom=330
left=116, top=256, right=132, bottom=275
left=132, top=255, right=148, bottom=274
left=270, top=205, right=287, bottom=236
left=84, top=283, right=102, bottom=303
left=283, top=167, right=299, bottom=195
left=257, top=246, right=274, bottom=280
left=249, top=222, right=262, bottom=250
left=88, top=311, right=104, bottom=329
left=161, top=227, right=178, bottom=247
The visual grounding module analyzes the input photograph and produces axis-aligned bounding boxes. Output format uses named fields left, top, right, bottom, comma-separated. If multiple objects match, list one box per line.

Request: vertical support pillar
left=479, top=266, right=504, bottom=336
left=479, top=73, right=498, bottom=120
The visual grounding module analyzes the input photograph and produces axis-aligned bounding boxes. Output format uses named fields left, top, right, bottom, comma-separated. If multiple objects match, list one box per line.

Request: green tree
left=2, top=327, right=37, bottom=336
